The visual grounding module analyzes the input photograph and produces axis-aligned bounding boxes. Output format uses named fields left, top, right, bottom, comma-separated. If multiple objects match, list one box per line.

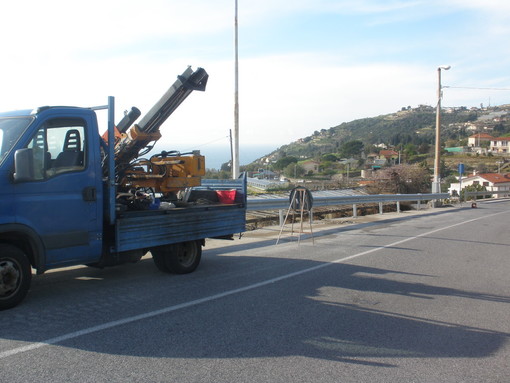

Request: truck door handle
left=83, top=186, right=97, bottom=202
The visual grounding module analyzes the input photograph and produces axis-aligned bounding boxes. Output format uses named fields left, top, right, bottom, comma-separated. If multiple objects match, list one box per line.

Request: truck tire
left=152, top=240, right=202, bottom=274
left=152, top=249, right=171, bottom=273
left=0, top=244, right=32, bottom=310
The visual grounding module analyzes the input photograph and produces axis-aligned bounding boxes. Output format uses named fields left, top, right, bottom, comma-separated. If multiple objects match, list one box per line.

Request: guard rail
left=465, top=190, right=510, bottom=198
left=247, top=192, right=449, bottom=212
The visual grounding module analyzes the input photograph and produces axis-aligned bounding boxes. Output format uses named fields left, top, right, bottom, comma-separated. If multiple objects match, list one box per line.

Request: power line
left=182, top=135, right=230, bottom=152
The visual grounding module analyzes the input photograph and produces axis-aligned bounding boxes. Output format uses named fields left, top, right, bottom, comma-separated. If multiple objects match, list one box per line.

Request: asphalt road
left=1, top=200, right=509, bottom=383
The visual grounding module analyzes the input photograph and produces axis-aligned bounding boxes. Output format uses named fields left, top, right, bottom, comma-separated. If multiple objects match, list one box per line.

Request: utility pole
left=232, top=0, right=240, bottom=179
left=432, top=65, right=450, bottom=193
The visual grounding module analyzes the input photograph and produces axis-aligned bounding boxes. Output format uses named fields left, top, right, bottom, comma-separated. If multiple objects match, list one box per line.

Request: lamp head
left=438, top=65, right=451, bottom=70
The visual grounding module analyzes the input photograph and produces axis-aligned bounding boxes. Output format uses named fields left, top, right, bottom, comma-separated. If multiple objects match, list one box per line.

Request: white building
left=449, top=172, right=510, bottom=197
left=490, top=137, right=510, bottom=154
left=467, top=133, right=494, bottom=148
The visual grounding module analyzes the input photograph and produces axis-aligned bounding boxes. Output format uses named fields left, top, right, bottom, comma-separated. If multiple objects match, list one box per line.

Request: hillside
left=254, top=104, right=510, bottom=163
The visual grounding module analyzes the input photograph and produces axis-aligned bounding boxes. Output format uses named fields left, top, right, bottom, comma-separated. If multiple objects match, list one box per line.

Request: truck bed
left=114, top=178, right=246, bottom=252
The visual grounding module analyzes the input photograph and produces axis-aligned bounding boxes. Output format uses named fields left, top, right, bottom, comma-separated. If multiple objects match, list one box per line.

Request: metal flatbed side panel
left=115, top=205, right=245, bottom=252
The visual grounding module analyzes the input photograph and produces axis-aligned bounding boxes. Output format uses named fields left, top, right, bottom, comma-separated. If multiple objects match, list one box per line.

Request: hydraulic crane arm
left=114, top=66, right=208, bottom=167
left=137, top=66, right=208, bottom=134
left=110, top=66, right=209, bottom=201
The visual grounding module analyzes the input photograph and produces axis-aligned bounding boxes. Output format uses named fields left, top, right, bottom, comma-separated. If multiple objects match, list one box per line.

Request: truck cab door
left=13, top=114, right=103, bottom=268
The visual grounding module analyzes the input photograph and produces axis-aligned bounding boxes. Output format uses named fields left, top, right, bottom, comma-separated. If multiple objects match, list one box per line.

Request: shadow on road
left=1, top=247, right=509, bottom=366
left=204, top=206, right=469, bottom=255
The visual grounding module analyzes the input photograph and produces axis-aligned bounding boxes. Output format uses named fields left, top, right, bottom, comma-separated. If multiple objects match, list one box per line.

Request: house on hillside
left=379, top=149, right=399, bottom=165
left=448, top=172, right=510, bottom=196
left=490, top=137, right=510, bottom=154
left=300, top=160, right=320, bottom=174
left=467, top=133, right=494, bottom=147
left=365, top=149, right=399, bottom=168
left=365, top=153, right=387, bottom=168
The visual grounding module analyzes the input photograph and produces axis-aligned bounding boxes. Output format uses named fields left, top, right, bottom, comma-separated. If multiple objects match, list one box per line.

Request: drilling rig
left=106, top=66, right=209, bottom=205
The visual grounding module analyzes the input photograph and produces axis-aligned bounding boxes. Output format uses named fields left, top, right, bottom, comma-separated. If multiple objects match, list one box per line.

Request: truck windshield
left=0, top=117, right=33, bottom=166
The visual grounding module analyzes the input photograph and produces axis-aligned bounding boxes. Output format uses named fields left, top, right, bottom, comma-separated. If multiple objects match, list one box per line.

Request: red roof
left=476, top=173, right=510, bottom=184
left=468, top=133, right=494, bottom=139
left=379, top=150, right=398, bottom=158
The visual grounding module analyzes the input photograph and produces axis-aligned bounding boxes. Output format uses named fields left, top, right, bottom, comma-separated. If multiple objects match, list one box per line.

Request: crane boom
left=137, top=66, right=208, bottom=134
left=110, top=66, right=209, bottom=199
left=114, top=66, right=208, bottom=167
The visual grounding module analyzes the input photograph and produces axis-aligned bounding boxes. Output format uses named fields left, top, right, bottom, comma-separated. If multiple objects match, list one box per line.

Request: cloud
left=1, top=0, right=509, bottom=154
left=155, top=54, right=437, bottom=148
left=0, top=0, right=233, bottom=53
left=448, top=0, right=510, bottom=12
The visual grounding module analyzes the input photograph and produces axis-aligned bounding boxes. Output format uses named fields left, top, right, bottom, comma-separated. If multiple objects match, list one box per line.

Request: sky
left=1, top=0, right=510, bottom=168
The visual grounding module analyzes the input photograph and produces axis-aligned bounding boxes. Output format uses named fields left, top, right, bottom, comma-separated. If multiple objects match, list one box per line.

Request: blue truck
left=0, top=67, right=246, bottom=310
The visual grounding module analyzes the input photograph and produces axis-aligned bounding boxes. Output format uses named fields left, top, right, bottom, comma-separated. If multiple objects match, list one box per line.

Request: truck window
left=0, top=117, right=33, bottom=166
left=24, top=119, right=87, bottom=180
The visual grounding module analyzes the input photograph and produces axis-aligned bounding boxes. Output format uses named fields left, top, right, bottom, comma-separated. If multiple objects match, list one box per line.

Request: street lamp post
left=432, top=65, right=451, bottom=193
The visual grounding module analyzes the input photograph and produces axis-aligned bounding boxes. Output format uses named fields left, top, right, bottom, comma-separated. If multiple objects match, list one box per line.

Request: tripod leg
left=308, top=203, right=314, bottom=244
left=276, top=192, right=298, bottom=245
left=298, top=190, right=305, bottom=244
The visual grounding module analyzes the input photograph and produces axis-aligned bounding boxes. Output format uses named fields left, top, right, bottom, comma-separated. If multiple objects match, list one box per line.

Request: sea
left=150, top=143, right=276, bottom=170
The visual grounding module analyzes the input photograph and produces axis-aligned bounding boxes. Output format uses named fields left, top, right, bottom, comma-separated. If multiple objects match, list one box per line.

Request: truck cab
left=2, top=107, right=104, bottom=265
left=0, top=108, right=105, bottom=307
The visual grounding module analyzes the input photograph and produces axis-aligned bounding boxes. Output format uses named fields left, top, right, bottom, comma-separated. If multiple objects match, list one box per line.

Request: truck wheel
left=0, top=245, right=32, bottom=310
left=152, top=249, right=171, bottom=273
left=152, top=241, right=202, bottom=274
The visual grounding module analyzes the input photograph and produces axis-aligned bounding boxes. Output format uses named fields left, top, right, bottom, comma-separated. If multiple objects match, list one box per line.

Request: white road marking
left=0, top=212, right=501, bottom=359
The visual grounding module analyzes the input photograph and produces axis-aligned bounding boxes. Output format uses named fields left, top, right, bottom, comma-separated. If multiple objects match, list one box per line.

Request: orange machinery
left=104, top=67, right=208, bottom=199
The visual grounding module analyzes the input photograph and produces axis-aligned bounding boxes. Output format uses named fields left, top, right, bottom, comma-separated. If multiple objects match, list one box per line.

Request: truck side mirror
left=13, top=148, right=35, bottom=182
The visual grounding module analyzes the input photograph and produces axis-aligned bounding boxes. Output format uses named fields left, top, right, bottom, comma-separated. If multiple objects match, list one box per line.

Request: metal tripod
left=276, top=187, right=314, bottom=245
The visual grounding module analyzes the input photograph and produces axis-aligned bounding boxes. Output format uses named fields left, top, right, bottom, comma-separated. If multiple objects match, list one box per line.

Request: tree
left=402, top=143, right=417, bottom=162
left=205, top=169, right=231, bottom=179
left=368, top=164, right=431, bottom=194
left=274, top=156, right=298, bottom=170
left=321, top=168, right=337, bottom=177
left=321, top=153, right=338, bottom=162
left=363, top=144, right=380, bottom=155
left=283, top=163, right=305, bottom=178
left=461, top=184, right=486, bottom=201
left=418, top=143, right=430, bottom=154
left=339, top=140, right=363, bottom=158
left=440, top=158, right=450, bottom=178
